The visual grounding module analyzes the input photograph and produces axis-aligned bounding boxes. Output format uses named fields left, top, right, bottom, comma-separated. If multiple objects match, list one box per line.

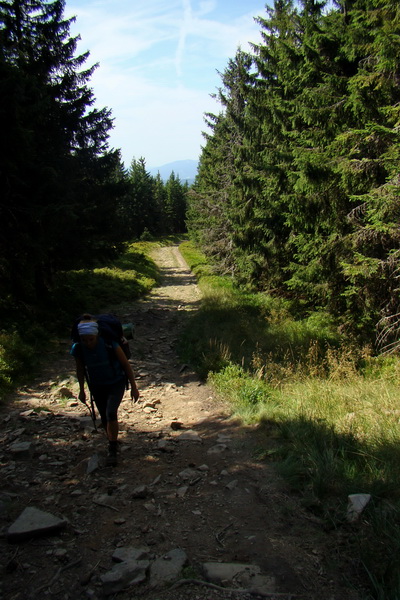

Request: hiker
left=71, top=317, right=139, bottom=466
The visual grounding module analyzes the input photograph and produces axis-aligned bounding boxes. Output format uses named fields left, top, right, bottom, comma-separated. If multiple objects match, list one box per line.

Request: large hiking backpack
left=71, top=313, right=134, bottom=389
left=71, top=313, right=133, bottom=359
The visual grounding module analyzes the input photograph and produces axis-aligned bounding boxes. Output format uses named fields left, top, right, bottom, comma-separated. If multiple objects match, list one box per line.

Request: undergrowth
left=179, top=239, right=400, bottom=600
left=0, top=240, right=163, bottom=400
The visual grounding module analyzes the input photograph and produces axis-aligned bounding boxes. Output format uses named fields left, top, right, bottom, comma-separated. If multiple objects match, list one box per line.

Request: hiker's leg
left=105, top=380, right=125, bottom=466
left=105, top=379, right=125, bottom=441
left=91, top=387, right=107, bottom=431
left=107, top=420, right=118, bottom=441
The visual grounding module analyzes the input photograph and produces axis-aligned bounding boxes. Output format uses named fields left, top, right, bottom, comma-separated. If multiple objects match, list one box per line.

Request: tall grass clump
left=210, top=349, right=400, bottom=598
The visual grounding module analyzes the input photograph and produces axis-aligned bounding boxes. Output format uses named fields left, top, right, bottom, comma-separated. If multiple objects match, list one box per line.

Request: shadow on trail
left=156, top=266, right=198, bottom=289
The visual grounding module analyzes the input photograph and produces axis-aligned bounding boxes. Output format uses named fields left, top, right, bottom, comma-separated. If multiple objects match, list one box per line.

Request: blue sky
left=64, top=0, right=269, bottom=169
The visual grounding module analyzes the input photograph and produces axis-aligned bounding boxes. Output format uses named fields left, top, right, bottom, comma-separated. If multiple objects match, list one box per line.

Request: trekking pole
left=89, top=392, right=97, bottom=431
left=82, top=395, right=97, bottom=432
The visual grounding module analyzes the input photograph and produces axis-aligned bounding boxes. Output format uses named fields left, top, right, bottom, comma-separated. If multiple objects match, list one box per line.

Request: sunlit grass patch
left=53, top=242, right=160, bottom=317
left=211, top=360, right=400, bottom=495
left=179, top=240, right=213, bottom=279
left=179, top=248, right=340, bottom=379
left=1, top=240, right=162, bottom=400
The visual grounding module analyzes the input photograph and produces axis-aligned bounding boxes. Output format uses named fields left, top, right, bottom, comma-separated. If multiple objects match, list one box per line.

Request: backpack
left=71, top=313, right=134, bottom=388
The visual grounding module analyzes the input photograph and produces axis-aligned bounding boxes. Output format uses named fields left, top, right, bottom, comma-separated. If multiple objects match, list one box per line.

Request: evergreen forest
left=0, top=0, right=188, bottom=317
left=1, top=2, right=400, bottom=595
left=188, top=0, right=400, bottom=349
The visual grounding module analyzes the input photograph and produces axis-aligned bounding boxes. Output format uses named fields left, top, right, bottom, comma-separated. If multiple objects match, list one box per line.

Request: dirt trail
left=0, top=245, right=362, bottom=600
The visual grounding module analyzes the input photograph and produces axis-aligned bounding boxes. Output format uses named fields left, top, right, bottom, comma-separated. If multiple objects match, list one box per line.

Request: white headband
left=78, top=322, right=99, bottom=336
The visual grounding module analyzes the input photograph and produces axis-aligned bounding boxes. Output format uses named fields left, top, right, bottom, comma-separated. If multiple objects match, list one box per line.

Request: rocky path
left=0, top=246, right=362, bottom=600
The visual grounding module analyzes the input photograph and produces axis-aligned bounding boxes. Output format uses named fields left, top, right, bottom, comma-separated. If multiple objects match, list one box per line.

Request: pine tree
left=127, top=157, right=159, bottom=238
left=0, top=0, right=120, bottom=301
left=164, top=172, right=187, bottom=234
left=188, top=0, right=400, bottom=342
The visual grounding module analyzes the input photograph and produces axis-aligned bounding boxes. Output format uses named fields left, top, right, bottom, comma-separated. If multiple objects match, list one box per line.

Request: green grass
left=179, top=241, right=341, bottom=379
left=52, top=243, right=160, bottom=320
left=179, top=239, right=400, bottom=600
left=210, top=363, right=400, bottom=492
left=0, top=240, right=163, bottom=400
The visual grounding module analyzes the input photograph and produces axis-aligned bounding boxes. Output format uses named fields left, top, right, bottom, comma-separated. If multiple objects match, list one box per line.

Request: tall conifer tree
left=0, top=0, right=122, bottom=301
left=190, top=0, right=400, bottom=340
left=127, top=158, right=159, bottom=238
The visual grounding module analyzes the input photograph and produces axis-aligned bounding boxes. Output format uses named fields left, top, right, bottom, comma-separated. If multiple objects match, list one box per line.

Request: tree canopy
left=188, top=0, right=400, bottom=344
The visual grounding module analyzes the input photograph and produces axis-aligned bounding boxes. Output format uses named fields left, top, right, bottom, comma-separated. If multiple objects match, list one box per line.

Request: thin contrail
left=175, top=0, right=192, bottom=79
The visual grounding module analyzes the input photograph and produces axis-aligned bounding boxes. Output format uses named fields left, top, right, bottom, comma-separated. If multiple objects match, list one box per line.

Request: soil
left=0, top=245, right=364, bottom=600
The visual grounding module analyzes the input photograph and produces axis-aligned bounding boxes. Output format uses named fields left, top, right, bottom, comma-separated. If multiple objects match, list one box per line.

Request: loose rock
left=149, top=548, right=187, bottom=588
left=7, top=507, right=67, bottom=542
left=101, top=559, right=150, bottom=595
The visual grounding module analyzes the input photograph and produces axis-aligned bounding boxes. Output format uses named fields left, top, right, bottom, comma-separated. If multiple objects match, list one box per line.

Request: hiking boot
left=106, top=442, right=118, bottom=467
left=106, top=448, right=117, bottom=466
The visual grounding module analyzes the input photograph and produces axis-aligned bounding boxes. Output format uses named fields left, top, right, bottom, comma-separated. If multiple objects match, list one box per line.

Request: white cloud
left=65, top=0, right=266, bottom=167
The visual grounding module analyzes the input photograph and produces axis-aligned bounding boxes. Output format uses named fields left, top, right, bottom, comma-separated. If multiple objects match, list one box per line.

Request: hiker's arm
left=75, top=357, right=87, bottom=403
left=115, top=346, right=140, bottom=402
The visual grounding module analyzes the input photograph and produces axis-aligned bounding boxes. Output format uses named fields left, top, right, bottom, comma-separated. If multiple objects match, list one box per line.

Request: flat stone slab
left=178, top=468, right=198, bottom=481
left=93, top=494, right=118, bottom=508
left=347, top=493, right=371, bottom=522
left=207, top=444, right=229, bottom=454
left=177, top=430, right=202, bottom=442
left=131, top=485, right=149, bottom=499
left=112, top=546, right=151, bottom=563
left=9, top=441, right=33, bottom=459
left=78, top=416, right=98, bottom=431
left=7, top=507, right=67, bottom=542
left=202, top=562, right=276, bottom=593
left=87, top=453, right=100, bottom=474
left=101, top=559, right=150, bottom=595
left=149, top=548, right=187, bottom=588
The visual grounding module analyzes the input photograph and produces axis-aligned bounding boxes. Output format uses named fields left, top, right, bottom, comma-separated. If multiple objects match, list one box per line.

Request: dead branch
left=31, top=557, right=81, bottom=597
left=170, top=578, right=308, bottom=598
left=92, top=499, right=120, bottom=511
left=80, top=559, right=101, bottom=586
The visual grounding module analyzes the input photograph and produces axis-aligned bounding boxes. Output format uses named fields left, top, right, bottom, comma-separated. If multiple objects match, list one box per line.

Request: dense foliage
left=0, top=0, right=188, bottom=317
left=188, top=0, right=400, bottom=346
left=123, top=158, right=189, bottom=240
left=0, top=0, right=121, bottom=303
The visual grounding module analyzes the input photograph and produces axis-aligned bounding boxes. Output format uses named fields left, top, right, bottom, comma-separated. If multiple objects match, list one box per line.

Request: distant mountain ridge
left=149, top=159, right=198, bottom=183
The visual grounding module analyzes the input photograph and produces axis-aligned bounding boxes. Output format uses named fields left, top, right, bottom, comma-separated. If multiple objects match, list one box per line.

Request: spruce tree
left=188, top=50, right=257, bottom=278
left=127, top=158, right=159, bottom=238
left=152, top=173, right=168, bottom=235
left=188, top=0, right=400, bottom=342
left=0, top=0, right=120, bottom=301
left=164, top=172, right=187, bottom=234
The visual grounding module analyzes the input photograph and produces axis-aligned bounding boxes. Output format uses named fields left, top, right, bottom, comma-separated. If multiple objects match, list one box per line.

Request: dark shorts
left=90, top=378, right=126, bottom=427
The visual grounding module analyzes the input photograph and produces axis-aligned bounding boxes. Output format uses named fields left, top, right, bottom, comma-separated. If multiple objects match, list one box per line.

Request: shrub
left=0, top=331, right=38, bottom=400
